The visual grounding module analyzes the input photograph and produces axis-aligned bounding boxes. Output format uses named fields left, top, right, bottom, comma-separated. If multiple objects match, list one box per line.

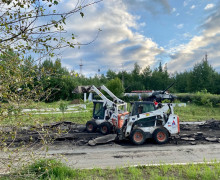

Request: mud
left=0, top=120, right=220, bottom=148
left=175, top=120, right=220, bottom=145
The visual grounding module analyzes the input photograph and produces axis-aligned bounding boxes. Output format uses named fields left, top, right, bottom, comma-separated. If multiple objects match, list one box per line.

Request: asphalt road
left=47, top=143, right=220, bottom=169
left=1, top=143, right=220, bottom=175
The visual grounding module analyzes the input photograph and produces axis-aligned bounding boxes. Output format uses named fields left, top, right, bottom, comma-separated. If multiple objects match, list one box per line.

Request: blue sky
left=54, top=0, right=220, bottom=76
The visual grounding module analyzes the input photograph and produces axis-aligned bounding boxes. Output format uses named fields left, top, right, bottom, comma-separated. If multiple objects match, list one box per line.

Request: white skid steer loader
left=73, top=85, right=129, bottom=135
left=116, top=102, right=180, bottom=145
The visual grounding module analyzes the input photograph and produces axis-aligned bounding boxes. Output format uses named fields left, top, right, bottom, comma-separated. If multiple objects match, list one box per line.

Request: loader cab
left=131, top=101, right=156, bottom=116
left=93, top=101, right=105, bottom=120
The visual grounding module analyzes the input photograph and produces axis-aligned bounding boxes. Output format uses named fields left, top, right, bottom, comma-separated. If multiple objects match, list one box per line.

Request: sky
left=54, top=0, right=220, bottom=76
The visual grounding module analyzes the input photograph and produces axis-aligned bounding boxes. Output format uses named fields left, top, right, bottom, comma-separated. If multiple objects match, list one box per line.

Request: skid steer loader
left=116, top=102, right=180, bottom=145
left=73, top=85, right=129, bottom=135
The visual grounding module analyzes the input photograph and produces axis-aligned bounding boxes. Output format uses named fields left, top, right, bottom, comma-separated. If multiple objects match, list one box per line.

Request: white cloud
left=139, top=22, right=146, bottom=27
left=167, top=10, right=220, bottom=73
left=176, top=13, right=180, bottom=16
left=204, top=4, right=215, bottom=10
left=183, top=1, right=187, bottom=7
left=176, top=24, right=184, bottom=29
left=172, top=8, right=176, bottom=13
left=190, top=5, right=195, bottom=9
left=183, top=33, right=192, bottom=38
left=59, top=0, right=163, bottom=76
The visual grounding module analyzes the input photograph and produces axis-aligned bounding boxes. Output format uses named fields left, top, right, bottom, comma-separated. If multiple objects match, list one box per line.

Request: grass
left=174, top=104, right=220, bottom=121
left=1, top=159, right=220, bottom=180
left=18, top=100, right=74, bottom=109
left=1, top=101, right=220, bottom=126
left=0, top=101, right=94, bottom=126
left=1, top=110, right=92, bottom=126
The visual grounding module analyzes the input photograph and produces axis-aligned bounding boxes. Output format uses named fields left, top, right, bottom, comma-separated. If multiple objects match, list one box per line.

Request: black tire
left=86, top=121, right=97, bottom=133
left=130, top=129, right=146, bottom=145
left=100, top=122, right=112, bottom=135
left=153, top=128, right=169, bottom=144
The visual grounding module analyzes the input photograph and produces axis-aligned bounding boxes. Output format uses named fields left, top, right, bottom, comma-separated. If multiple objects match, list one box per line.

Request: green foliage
left=59, top=101, right=68, bottom=115
left=1, top=105, right=92, bottom=126
left=162, top=99, right=172, bottom=103
left=106, top=70, right=117, bottom=80
left=40, top=59, right=79, bottom=102
left=106, top=77, right=125, bottom=97
left=21, top=159, right=76, bottom=180
left=150, top=64, right=170, bottom=90
left=2, top=101, right=220, bottom=126
left=0, top=0, right=100, bottom=56
left=0, top=51, right=47, bottom=124
left=174, top=58, right=220, bottom=94
left=2, top=159, right=220, bottom=180
left=189, top=59, right=216, bottom=93
left=176, top=91, right=220, bottom=107
left=3, top=53, right=220, bottom=104
left=174, top=104, right=220, bottom=121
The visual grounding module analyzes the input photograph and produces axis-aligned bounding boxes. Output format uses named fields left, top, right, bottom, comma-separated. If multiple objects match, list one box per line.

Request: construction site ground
left=0, top=120, right=220, bottom=173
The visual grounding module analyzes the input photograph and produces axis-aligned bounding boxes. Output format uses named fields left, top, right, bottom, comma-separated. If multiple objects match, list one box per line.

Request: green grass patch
left=0, top=101, right=94, bottom=126
left=1, top=101, right=220, bottom=126
left=174, top=104, right=220, bottom=121
left=1, top=110, right=92, bottom=126
left=17, top=100, right=74, bottom=109
left=1, top=159, right=220, bottom=180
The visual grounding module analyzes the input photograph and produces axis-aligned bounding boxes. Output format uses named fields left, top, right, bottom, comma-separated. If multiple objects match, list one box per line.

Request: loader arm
left=73, top=85, right=114, bottom=107
left=99, top=85, right=125, bottom=104
left=89, top=85, right=114, bottom=107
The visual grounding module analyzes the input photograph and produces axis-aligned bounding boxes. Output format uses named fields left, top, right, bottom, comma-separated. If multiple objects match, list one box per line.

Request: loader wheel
left=100, top=122, right=112, bottom=135
left=153, top=128, right=169, bottom=144
left=86, top=121, right=97, bottom=133
left=130, top=129, right=146, bottom=145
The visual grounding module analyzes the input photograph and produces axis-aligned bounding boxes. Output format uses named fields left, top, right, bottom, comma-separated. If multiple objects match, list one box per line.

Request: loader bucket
left=73, top=86, right=92, bottom=94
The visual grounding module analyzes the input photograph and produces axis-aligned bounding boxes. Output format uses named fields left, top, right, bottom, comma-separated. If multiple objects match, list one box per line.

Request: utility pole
left=79, top=59, right=83, bottom=75
left=121, top=63, right=124, bottom=87
left=205, top=53, right=208, bottom=61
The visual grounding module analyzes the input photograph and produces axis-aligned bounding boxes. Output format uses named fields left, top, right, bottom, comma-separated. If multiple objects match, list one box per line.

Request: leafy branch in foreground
left=0, top=0, right=103, bottom=57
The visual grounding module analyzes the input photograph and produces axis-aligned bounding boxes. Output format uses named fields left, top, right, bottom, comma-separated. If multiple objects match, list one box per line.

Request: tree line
left=1, top=51, right=220, bottom=102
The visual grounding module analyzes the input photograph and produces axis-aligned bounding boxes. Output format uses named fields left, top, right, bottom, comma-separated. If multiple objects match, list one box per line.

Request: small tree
left=106, top=77, right=124, bottom=97
left=59, top=101, right=68, bottom=120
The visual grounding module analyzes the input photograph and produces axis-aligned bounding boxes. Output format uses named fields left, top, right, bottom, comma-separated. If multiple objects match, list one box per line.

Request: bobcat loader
left=73, top=85, right=129, bottom=135
left=116, top=102, right=180, bottom=145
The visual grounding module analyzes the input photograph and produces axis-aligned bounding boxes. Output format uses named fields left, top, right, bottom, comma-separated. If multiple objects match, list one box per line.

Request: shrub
left=176, top=91, right=220, bottom=107
left=106, top=78, right=124, bottom=97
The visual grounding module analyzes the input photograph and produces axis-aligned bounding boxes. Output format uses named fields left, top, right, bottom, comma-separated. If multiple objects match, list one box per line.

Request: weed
left=1, top=160, right=220, bottom=180
left=160, top=163, right=172, bottom=175
left=115, top=167, right=125, bottom=180
left=174, top=104, right=220, bottom=121
left=128, top=166, right=143, bottom=180
left=186, top=164, right=198, bottom=179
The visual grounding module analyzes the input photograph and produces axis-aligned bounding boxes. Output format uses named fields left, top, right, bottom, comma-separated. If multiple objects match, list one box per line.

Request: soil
left=0, top=120, right=220, bottom=147
left=175, top=120, right=220, bottom=145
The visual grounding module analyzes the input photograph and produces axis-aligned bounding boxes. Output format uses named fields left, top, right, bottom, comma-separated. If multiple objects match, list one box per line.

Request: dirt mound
left=199, top=120, right=220, bottom=130
left=0, top=121, right=103, bottom=147
left=176, top=120, right=220, bottom=145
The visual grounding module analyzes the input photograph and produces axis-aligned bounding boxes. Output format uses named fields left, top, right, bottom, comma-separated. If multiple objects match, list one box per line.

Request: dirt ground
left=1, top=120, right=220, bottom=148
left=0, top=120, right=220, bottom=173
